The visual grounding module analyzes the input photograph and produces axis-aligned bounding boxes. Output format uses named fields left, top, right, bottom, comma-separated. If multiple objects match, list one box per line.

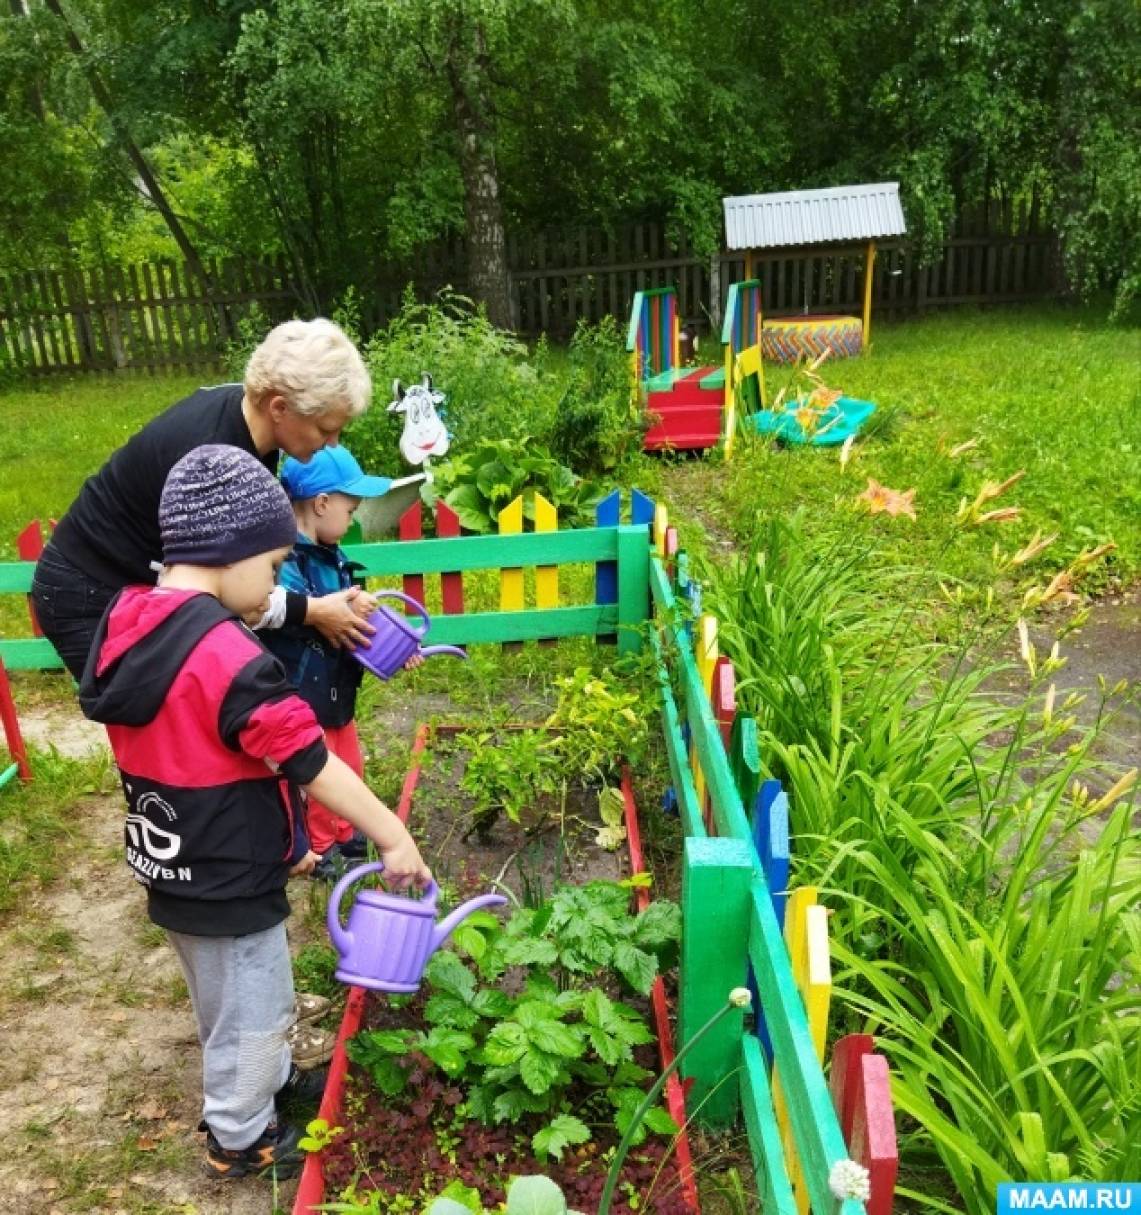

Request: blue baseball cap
left=280, top=446, right=392, bottom=501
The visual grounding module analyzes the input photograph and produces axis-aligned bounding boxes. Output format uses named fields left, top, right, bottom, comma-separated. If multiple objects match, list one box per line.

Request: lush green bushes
left=344, top=293, right=638, bottom=530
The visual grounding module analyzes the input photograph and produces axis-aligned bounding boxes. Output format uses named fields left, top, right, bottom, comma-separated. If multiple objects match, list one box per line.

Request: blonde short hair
left=244, top=318, right=372, bottom=418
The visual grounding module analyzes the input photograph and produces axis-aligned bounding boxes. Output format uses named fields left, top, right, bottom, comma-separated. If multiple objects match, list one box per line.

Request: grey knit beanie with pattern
left=159, top=445, right=297, bottom=567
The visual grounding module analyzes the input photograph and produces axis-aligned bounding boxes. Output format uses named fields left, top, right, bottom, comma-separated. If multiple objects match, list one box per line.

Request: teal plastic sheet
left=749, top=396, right=876, bottom=445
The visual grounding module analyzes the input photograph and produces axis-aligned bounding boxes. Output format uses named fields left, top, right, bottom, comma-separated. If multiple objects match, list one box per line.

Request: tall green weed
left=701, top=513, right=1139, bottom=1211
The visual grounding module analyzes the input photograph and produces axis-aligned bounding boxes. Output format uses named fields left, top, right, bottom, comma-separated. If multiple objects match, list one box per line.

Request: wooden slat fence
left=1, top=210, right=1060, bottom=375
left=0, top=256, right=296, bottom=376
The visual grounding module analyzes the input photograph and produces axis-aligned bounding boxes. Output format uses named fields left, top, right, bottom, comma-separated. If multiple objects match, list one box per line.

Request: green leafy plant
left=549, top=316, right=645, bottom=476
left=347, top=884, right=681, bottom=1161
left=476, top=880, right=680, bottom=994
left=458, top=727, right=563, bottom=840
left=702, top=508, right=1141, bottom=1211
left=299, top=1117, right=345, bottom=1152
left=423, top=437, right=601, bottom=533
left=544, top=665, right=653, bottom=785
left=427, top=1174, right=585, bottom=1215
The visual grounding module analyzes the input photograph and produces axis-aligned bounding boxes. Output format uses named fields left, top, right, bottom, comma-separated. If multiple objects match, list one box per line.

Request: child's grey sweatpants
left=167, top=922, right=294, bottom=1150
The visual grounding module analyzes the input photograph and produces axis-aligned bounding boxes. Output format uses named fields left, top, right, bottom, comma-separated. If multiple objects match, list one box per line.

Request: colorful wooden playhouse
left=629, top=279, right=764, bottom=457
left=723, top=182, right=907, bottom=363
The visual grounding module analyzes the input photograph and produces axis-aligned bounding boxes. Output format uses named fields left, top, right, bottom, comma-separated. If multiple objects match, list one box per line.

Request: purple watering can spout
left=350, top=590, right=467, bottom=681
left=327, top=860, right=507, bottom=993
left=431, top=893, right=511, bottom=955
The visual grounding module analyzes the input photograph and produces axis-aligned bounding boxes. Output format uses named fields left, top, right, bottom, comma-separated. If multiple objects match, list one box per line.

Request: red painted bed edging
left=293, top=722, right=429, bottom=1212
left=293, top=726, right=700, bottom=1214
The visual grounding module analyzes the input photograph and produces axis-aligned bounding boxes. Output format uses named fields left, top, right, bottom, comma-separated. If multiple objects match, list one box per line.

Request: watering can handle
left=373, top=590, right=430, bottom=639
left=418, top=645, right=468, bottom=661
left=328, top=860, right=444, bottom=952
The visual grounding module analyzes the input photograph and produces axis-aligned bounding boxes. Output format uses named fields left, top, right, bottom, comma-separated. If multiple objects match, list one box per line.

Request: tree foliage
left=0, top=0, right=1136, bottom=310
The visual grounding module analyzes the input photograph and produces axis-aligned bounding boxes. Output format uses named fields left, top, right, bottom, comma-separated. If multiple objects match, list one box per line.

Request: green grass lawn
left=0, top=372, right=206, bottom=559
left=700, top=304, right=1141, bottom=606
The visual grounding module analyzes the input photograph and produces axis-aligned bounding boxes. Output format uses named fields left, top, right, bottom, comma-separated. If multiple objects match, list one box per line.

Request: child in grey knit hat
left=80, top=445, right=432, bottom=1181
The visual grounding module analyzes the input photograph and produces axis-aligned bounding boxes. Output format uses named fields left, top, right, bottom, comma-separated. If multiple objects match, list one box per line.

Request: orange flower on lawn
left=856, top=477, right=917, bottom=519
left=795, top=406, right=820, bottom=435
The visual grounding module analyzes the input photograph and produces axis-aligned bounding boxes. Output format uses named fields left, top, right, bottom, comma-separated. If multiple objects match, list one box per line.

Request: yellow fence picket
left=691, top=614, right=719, bottom=817
left=498, top=495, right=525, bottom=613
left=534, top=492, right=559, bottom=610
left=653, top=502, right=669, bottom=559
left=773, top=887, right=817, bottom=1208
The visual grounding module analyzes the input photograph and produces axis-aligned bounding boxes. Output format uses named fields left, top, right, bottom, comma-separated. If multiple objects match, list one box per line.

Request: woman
left=32, top=317, right=377, bottom=681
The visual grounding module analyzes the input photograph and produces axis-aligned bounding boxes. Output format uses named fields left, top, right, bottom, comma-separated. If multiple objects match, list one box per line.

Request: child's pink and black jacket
left=79, top=586, right=328, bottom=937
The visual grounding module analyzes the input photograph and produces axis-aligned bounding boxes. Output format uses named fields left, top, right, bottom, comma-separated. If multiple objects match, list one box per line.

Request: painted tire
left=761, top=315, right=863, bottom=363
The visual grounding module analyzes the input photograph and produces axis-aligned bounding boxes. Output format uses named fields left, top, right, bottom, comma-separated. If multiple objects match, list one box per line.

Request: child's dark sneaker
left=338, top=830, right=370, bottom=858
left=204, top=1120, right=303, bottom=1180
left=277, top=1062, right=329, bottom=1107
left=311, top=845, right=346, bottom=882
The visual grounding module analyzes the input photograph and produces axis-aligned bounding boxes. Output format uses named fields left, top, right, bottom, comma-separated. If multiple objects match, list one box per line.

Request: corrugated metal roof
left=723, top=182, right=907, bottom=250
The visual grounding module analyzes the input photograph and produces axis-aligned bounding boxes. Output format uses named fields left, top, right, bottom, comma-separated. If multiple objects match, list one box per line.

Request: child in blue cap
left=262, top=445, right=413, bottom=879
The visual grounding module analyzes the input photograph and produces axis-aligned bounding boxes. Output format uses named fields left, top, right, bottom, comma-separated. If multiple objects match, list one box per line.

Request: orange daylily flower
left=856, top=478, right=917, bottom=519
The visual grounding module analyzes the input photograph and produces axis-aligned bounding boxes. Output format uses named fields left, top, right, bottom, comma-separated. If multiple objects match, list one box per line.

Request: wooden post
left=594, top=489, right=621, bottom=646
left=862, top=241, right=876, bottom=351
left=0, top=658, right=32, bottom=783
left=709, top=253, right=722, bottom=330
left=435, top=501, right=464, bottom=615
left=16, top=521, right=45, bottom=637
left=398, top=501, right=425, bottom=608
left=498, top=494, right=524, bottom=653
left=615, top=523, right=649, bottom=655
left=679, top=835, right=753, bottom=1127
left=744, top=250, right=754, bottom=281
left=534, top=491, right=558, bottom=647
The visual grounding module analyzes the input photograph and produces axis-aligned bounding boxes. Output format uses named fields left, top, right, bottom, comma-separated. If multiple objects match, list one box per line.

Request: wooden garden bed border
left=293, top=722, right=700, bottom=1214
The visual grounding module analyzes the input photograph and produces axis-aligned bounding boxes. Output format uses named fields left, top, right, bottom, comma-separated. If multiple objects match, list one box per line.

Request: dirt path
left=0, top=784, right=312, bottom=1215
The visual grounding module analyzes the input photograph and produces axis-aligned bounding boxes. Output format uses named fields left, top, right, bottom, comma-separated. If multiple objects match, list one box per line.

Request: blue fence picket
left=748, top=779, right=791, bottom=1059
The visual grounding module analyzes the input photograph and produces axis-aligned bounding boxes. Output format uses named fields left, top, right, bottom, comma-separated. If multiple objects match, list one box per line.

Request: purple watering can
left=351, top=590, right=467, bottom=681
left=326, top=861, right=507, bottom=993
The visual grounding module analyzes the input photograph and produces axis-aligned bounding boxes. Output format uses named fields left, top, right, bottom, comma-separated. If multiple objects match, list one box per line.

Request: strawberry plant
left=346, top=882, right=682, bottom=1166
left=477, top=880, right=680, bottom=993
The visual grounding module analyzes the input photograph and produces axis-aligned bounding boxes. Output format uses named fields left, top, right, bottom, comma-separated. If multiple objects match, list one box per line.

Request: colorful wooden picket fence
left=0, top=492, right=897, bottom=1214
left=647, top=496, right=898, bottom=1214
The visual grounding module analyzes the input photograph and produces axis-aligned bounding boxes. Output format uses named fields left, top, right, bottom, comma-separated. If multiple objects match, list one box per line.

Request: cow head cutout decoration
left=388, top=374, right=450, bottom=466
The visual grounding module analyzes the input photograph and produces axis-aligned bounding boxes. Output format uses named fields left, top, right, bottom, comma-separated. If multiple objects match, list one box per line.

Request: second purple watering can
left=351, top=590, right=467, bottom=681
left=327, top=861, right=508, bottom=993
